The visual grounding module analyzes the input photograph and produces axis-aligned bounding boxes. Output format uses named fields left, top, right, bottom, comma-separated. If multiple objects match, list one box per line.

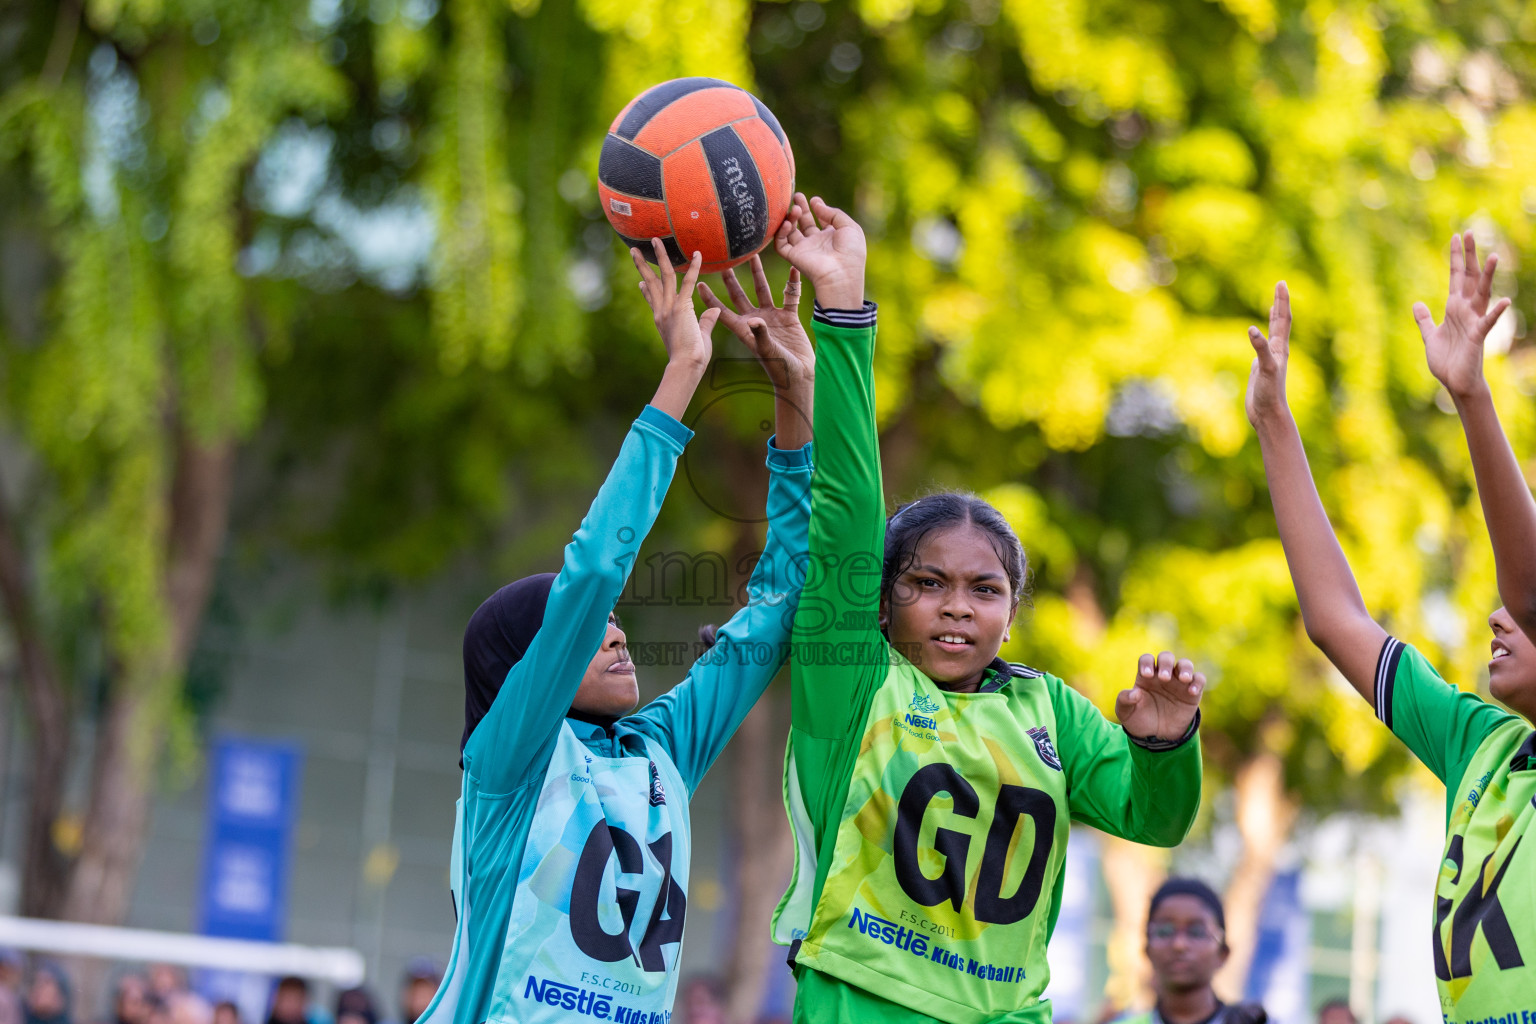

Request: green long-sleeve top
left=771, top=304, right=1203, bottom=1024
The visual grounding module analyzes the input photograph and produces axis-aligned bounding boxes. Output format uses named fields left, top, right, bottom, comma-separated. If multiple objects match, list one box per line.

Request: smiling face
left=1486, top=606, right=1536, bottom=717
left=1145, top=894, right=1227, bottom=994
left=571, top=614, right=639, bottom=717
left=881, top=523, right=1017, bottom=692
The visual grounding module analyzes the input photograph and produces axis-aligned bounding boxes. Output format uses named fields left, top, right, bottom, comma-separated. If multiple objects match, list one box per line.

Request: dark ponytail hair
left=882, top=492, right=1029, bottom=615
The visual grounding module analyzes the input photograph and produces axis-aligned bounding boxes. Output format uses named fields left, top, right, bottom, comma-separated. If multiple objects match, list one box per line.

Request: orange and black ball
left=598, top=78, right=795, bottom=274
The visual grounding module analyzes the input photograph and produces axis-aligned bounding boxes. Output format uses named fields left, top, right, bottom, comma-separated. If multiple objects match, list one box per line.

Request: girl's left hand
left=697, top=255, right=815, bottom=391
left=1116, top=651, right=1205, bottom=742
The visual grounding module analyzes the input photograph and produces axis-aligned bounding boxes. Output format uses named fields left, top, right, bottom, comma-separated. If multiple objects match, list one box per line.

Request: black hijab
left=461, top=573, right=556, bottom=759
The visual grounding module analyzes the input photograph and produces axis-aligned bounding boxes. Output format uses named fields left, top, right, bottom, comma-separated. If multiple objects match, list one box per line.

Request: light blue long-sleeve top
left=421, top=404, right=812, bottom=1024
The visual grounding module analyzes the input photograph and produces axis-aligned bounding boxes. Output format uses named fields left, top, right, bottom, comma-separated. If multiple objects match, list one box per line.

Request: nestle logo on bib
left=522, top=977, right=612, bottom=1018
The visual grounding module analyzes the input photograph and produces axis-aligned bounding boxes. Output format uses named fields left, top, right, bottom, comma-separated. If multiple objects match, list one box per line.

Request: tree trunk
left=164, top=436, right=236, bottom=666
left=60, top=432, right=235, bottom=924
left=0, top=464, right=72, bottom=918
left=16, top=650, right=70, bottom=920
left=1214, top=743, right=1298, bottom=997
left=722, top=690, right=792, bottom=1024
left=59, top=681, right=161, bottom=922
left=1099, top=832, right=1168, bottom=1013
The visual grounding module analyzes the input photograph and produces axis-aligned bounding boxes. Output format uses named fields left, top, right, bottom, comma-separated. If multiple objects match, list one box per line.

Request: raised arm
left=630, top=433, right=814, bottom=792
left=463, top=242, right=715, bottom=792
left=773, top=194, right=887, bottom=740
left=632, top=258, right=818, bottom=790
left=1414, top=231, right=1536, bottom=635
left=1246, top=282, right=1387, bottom=699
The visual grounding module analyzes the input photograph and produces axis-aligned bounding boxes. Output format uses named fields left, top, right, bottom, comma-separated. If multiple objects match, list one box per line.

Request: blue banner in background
left=198, top=737, right=303, bottom=941
left=1245, top=868, right=1310, bottom=1024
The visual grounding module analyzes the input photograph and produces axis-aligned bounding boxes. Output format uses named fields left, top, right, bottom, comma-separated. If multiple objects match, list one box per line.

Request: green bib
left=1433, top=721, right=1536, bottom=1018
left=786, top=657, right=1069, bottom=1024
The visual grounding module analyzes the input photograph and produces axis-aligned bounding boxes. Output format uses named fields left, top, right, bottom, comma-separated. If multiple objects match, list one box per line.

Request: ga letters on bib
left=432, top=726, right=692, bottom=1024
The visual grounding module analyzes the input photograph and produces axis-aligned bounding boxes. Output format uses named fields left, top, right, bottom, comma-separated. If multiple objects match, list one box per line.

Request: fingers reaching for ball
left=794, top=192, right=820, bottom=235
left=696, top=280, right=744, bottom=335
left=651, top=237, right=676, bottom=280
left=719, top=264, right=755, bottom=313
left=747, top=254, right=776, bottom=308
left=677, top=249, right=705, bottom=298
left=630, top=247, right=659, bottom=303
left=782, top=267, right=802, bottom=311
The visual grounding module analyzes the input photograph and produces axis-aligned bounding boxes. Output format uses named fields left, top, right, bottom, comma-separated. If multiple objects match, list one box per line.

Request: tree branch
left=0, top=461, right=73, bottom=917
left=165, top=429, right=235, bottom=667
left=41, top=0, right=83, bottom=88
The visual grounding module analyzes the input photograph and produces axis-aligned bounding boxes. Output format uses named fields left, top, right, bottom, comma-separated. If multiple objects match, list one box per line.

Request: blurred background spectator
left=263, top=980, right=311, bottom=1024
left=24, top=964, right=70, bottom=1024
left=0, top=952, right=21, bottom=1024
left=108, top=975, right=150, bottom=1024
left=1317, top=1000, right=1357, bottom=1024
left=396, top=962, right=438, bottom=1024
left=333, top=989, right=374, bottom=1024
left=675, top=976, right=726, bottom=1024
left=167, top=994, right=211, bottom=1024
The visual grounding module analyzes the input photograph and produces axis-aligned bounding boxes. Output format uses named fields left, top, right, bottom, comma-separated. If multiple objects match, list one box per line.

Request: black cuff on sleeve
left=1374, top=635, right=1404, bottom=729
left=1126, top=708, right=1201, bottom=752
left=812, top=300, right=877, bottom=328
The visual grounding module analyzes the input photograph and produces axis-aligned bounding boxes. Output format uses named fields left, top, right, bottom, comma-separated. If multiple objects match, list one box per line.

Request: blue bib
left=493, top=723, right=693, bottom=1023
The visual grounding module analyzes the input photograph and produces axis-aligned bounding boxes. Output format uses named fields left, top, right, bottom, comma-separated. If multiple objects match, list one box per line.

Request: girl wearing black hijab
left=420, top=244, right=815, bottom=1024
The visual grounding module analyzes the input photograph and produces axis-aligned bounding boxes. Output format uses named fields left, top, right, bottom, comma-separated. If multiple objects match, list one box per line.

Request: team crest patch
left=1027, top=727, right=1062, bottom=771
left=648, top=761, right=667, bottom=806
left=908, top=689, right=942, bottom=715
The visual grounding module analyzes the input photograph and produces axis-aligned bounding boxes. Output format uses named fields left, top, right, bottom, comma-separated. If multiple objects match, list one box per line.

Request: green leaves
left=427, top=0, right=523, bottom=373
left=754, top=0, right=1536, bottom=811
left=5, top=0, right=1535, bottom=835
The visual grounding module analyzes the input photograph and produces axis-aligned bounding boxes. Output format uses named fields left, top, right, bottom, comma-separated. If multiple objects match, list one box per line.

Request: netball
left=598, top=77, right=795, bottom=273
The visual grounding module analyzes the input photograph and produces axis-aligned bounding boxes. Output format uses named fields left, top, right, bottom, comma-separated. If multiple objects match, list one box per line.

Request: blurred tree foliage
left=1, top=0, right=1534, bottom=990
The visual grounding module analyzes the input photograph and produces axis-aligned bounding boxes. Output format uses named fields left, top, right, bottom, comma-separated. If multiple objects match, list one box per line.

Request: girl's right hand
left=632, top=239, right=719, bottom=372
left=1245, top=281, right=1292, bottom=426
left=773, top=192, right=866, bottom=310
left=1414, top=230, right=1511, bottom=403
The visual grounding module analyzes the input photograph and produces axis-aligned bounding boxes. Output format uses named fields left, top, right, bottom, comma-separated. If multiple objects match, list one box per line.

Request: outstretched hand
left=773, top=192, right=866, bottom=309
left=697, top=255, right=814, bottom=392
left=1115, top=651, right=1205, bottom=743
left=632, top=239, right=719, bottom=371
left=1414, top=230, right=1510, bottom=402
left=1245, top=281, right=1292, bottom=427
left=633, top=239, right=717, bottom=421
